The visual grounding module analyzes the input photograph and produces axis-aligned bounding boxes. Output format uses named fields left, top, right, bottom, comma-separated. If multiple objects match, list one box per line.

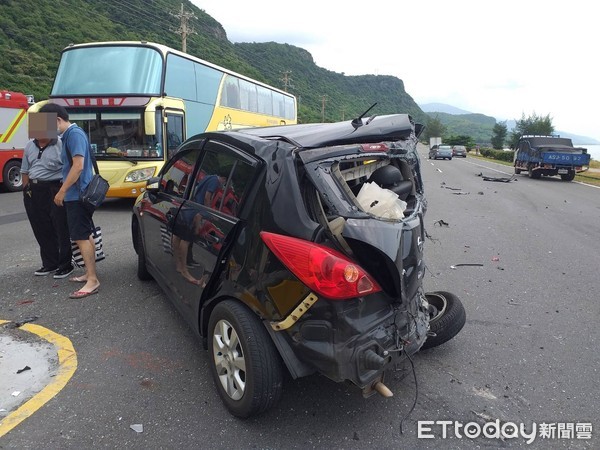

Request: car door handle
left=205, top=234, right=220, bottom=245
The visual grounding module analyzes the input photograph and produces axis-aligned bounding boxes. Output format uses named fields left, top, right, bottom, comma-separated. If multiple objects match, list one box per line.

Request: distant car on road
left=429, top=144, right=453, bottom=160
left=452, top=145, right=467, bottom=157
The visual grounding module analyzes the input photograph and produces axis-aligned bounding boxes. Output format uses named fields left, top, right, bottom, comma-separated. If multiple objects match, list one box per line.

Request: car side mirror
left=145, top=176, right=161, bottom=193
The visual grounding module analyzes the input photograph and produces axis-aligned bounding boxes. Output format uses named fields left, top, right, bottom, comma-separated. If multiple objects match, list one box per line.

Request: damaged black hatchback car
left=132, top=114, right=465, bottom=417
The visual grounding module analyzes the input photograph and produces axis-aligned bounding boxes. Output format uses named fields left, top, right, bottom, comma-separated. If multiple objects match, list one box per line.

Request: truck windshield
left=70, top=109, right=164, bottom=161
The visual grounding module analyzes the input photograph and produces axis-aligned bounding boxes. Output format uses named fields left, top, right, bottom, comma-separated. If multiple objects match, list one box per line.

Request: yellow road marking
left=0, top=320, right=77, bottom=438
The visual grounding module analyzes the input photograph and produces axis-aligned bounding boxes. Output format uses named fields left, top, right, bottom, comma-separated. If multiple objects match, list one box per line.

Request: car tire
left=422, top=291, right=466, bottom=350
left=135, top=224, right=153, bottom=281
left=208, top=300, right=283, bottom=418
left=515, top=167, right=522, bottom=174
left=2, top=160, right=23, bottom=192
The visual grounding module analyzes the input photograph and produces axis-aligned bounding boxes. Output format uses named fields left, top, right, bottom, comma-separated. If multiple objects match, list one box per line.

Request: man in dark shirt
left=21, top=115, right=73, bottom=278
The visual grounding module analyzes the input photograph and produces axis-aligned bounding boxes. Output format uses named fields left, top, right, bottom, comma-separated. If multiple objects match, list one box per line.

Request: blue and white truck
left=513, top=135, right=590, bottom=181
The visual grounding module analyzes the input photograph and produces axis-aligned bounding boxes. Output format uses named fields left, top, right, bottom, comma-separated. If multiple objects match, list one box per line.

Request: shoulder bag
left=64, top=131, right=109, bottom=208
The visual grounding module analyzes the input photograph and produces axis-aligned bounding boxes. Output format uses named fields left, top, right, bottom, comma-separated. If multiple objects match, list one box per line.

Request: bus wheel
left=2, top=160, right=23, bottom=192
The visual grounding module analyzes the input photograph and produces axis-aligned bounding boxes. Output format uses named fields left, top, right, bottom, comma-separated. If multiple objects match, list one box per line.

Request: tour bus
left=30, top=41, right=297, bottom=198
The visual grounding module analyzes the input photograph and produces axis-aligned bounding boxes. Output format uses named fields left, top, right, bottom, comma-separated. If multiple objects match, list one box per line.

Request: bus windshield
left=52, top=46, right=163, bottom=96
left=70, top=109, right=164, bottom=161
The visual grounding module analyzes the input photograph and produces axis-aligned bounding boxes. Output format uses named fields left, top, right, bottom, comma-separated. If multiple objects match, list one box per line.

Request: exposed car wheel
left=560, top=171, right=575, bottom=181
left=422, top=291, right=466, bottom=350
left=514, top=167, right=522, bottom=174
left=134, top=223, right=153, bottom=281
left=208, top=300, right=283, bottom=418
left=2, top=160, right=23, bottom=192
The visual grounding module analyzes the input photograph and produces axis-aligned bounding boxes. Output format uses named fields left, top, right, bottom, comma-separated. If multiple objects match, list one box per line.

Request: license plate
left=558, top=169, right=568, bottom=174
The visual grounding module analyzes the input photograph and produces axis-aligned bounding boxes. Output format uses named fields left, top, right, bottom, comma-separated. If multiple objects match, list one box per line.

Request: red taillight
left=360, top=143, right=389, bottom=152
left=260, top=232, right=381, bottom=300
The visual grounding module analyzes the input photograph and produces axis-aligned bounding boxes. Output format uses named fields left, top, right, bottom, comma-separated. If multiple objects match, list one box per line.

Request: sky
left=193, top=0, right=599, bottom=142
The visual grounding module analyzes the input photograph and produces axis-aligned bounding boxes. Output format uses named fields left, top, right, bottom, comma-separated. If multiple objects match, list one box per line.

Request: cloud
left=194, top=0, right=600, bottom=141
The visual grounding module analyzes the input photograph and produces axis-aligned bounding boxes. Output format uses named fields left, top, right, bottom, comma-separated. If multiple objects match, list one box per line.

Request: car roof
left=232, top=114, right=422, bottom=149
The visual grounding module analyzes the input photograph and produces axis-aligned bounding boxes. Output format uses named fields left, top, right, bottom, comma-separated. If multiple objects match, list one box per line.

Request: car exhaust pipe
left=373, top=381, right=393, bottom=398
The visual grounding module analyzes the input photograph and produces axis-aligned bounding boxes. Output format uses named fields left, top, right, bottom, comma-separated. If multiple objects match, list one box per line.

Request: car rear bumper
left=287, top=289, right=429, bottom=390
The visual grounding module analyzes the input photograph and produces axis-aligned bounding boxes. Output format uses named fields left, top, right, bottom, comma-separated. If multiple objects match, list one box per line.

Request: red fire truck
left=0, top=90, right=32, bottom=191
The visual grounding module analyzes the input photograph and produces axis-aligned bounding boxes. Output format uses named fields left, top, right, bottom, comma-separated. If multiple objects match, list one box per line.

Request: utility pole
left=280, top=70, right=294, bottom=92
left=170, top=3, right=197, bottom=53
left=321, top=95, right=328, bottom=122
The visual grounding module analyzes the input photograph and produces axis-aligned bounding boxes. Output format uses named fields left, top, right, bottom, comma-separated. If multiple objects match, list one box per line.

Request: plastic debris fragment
left=130, top=424, right=143, bottom=433
left=450, top=263, right=484, bottom=269
left=16, top=365, right=31, bottom=374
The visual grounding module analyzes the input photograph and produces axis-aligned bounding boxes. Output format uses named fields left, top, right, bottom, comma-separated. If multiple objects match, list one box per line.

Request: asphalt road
left=1, top=145, right=598, bottom=449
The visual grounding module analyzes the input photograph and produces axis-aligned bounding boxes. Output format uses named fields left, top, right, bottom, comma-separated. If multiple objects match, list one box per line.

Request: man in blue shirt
left=42, top=103, right=100, bottom=299
left=193, top=173, right=226, bottom=207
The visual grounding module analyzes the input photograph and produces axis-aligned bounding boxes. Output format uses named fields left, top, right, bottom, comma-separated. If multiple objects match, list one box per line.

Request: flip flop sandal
left=69, top=287, right=99, bottom=299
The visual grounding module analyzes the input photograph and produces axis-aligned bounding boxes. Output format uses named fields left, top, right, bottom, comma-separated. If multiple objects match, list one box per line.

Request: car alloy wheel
left=208, top=300, right=283, bottom=417
left=212, top=318, right=246, bottom=400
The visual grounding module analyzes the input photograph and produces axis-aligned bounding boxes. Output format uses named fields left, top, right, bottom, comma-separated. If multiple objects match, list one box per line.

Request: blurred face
left=29, top=112, right=58, bottom=140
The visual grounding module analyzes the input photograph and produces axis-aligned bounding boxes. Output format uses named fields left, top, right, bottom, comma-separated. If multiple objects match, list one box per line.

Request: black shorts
left=65, top=201, right=95, bottom=241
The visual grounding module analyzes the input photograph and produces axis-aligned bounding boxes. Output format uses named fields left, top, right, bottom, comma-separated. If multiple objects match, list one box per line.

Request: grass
left=466, top=152, right=600, bottom=186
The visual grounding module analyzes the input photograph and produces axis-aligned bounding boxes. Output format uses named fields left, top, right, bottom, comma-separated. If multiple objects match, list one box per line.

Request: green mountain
left=426, top=112, right=497, bottom=144
left=0, top=0, right=427, bottom=125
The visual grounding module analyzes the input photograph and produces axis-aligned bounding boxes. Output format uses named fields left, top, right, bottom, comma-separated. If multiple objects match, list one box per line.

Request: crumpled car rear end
left=254, top=115, right=430, bottom=393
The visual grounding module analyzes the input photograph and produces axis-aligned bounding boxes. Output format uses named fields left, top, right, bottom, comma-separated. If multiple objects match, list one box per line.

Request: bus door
left=165, top=111, right=184, bottom=160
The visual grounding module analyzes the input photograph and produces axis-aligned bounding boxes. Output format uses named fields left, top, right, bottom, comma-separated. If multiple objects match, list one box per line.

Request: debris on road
left=450, top=264, right=484, bottom=269
left=477, top=172, right=516, bottom=183
left=4, top=316, right=40, bottom=329
left=434, top=219, right=449, bottom=227
left=16, top=366, right=31, bottom=374
left=16, top=300, right=35, bottom=306
left=130, top=424, right=144, bottom=433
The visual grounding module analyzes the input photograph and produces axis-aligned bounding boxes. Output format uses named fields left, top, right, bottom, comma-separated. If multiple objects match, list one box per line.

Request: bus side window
left=166, top=113, right=184, bottom=160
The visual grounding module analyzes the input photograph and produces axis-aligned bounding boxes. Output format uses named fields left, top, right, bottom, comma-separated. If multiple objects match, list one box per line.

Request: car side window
left=160, top=146, right=202, bottom=198
left=190, top=140, right=257, bottom=217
